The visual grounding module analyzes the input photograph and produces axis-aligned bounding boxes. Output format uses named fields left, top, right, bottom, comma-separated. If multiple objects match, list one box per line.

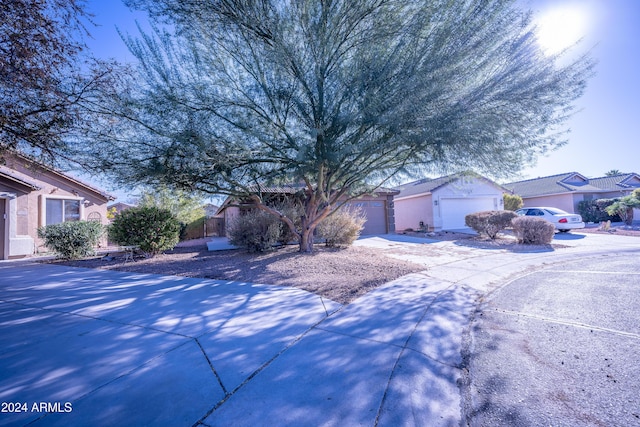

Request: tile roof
left=9, top=152, right=116, bottom=200
left=589, top=173, right=640, bottom=190
left=504, top=172, right=640, bottom=197
left=394, top=174, right=460, bottom=198
left=395, top=172, right=506, bottom=198
left=0, top=168, right=41, bottom=191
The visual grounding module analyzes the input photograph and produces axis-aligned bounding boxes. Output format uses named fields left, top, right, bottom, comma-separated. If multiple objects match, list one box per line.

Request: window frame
left=39, top=195, right=85, bottom=227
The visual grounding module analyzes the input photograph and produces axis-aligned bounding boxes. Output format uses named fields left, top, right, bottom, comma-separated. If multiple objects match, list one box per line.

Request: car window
left=545, top=208, right=565, bottom=215
left=527, top=209, right=544, bottom=216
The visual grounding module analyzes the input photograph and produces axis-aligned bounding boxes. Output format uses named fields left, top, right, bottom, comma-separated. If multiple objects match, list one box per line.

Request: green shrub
left=108, top=206, right=181, bottom=256
left=511, top=216, right=555, bottom=244
left=577, top=200, right=603, bottom=223
left=316, top=206, right=366, bottom=247
left=228, top=210, right=282, bottom=252
left=595, top=199, right=621, bottom=222
left=503, top=194, right=523, bottom=211
left=577, top=199, right=620, bottom=223
left=38, top=221, right=104, bottom=260
left=465, top=210, right=517, bottom=239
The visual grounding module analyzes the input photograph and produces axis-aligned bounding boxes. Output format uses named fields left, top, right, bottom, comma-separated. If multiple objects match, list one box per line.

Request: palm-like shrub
left=108, top=206, right=180, bottom=256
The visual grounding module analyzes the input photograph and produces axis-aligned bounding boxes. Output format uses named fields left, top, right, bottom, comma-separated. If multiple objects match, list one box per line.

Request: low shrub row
left=38, top=206, right=181, bottom=260
left=465, top=210, right=555, bottom=244
left=37, top=221, right=105, bottom=260
left=228, top=205, right=365, bottom=252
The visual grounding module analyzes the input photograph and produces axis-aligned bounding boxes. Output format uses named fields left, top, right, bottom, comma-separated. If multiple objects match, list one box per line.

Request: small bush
left=228, top=210, right=282, bottom=252
left=511, top=216, right=555, bottom=244
left=108, top=206, right=181, bottom=256
left=503, top=194, right=523, bottom=211
left=38, top=221, right=104, bottom=260
left=316, top=206, right=366, bottom=247
left=465, top=210, right=517, bottom=239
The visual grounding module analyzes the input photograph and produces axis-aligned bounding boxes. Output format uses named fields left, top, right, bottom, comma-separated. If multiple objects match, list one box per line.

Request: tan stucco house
left=0, top=152, right=115, bottom=259
left=394, top=172, right=507, bottom=231
left=503, top=172, right=640, bottom=214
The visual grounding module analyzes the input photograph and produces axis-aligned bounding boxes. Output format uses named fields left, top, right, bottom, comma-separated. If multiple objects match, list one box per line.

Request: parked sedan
left=515, top=207, right=586, bottom=232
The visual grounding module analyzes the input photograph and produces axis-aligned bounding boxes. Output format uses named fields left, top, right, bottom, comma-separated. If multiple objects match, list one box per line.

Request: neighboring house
left=107, top=202, right=135, bottom=216
left=394, top=173, right=507, bottom=231
left=215, top=186, right=398, bottom=236
left=202, top=203, right=220, bottom=218
left=503, top=172, right=640, bottom=214
left=0, top=152, right=115, bottom=259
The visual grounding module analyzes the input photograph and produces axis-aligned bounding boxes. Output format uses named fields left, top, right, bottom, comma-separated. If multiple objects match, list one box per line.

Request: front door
left=0, top=198, right=5, bottom=259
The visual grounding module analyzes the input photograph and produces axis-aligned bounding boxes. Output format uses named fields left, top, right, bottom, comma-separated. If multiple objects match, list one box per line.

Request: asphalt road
left=462, top=253, right=640, bottom=427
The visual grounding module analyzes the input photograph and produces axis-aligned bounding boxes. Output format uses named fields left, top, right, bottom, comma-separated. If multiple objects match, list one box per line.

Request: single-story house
left=503, top=172, right=640, bottom=214
left=107, top=201, right=135, bottom=215
left=0, top=152, right=115, bottom=259
left=215, top=186, right=398, bottom=236
left=394, top=172, right=507, bottom=231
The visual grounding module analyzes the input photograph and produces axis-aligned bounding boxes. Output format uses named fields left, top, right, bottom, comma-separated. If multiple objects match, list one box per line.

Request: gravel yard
left=55, top=244, right=425, bottom=304
left=50, top=227, right=636, bottom=304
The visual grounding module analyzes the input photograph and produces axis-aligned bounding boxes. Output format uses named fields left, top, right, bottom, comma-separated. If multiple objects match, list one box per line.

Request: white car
left=515, top=207, right=585, bottom=232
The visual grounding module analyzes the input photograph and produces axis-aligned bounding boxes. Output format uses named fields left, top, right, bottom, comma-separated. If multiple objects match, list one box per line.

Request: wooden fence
left=181, top=217, right=226, bottom=240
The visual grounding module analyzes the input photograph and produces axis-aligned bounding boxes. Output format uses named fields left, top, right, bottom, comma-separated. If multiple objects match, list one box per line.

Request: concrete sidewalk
left=0, top=232, right=638, bottom=426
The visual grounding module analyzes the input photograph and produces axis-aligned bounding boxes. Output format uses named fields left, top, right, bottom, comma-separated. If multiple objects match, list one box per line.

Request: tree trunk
left=299, top=226, right=315, bottom=253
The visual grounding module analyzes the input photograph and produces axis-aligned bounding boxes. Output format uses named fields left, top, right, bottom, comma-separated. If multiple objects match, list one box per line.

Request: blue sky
left=83, top=0, right=640, bottom=199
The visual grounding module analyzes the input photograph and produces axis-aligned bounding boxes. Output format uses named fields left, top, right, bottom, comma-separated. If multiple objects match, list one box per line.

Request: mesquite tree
left=76, top=0, right=593, bottom=252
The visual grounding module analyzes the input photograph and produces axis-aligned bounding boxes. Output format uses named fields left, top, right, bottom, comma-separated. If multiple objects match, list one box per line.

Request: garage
left=440, top=197, right=496, bottom=230
left=393, top=173, right=505, bottom=232
left=346, top=200, right=389, bottom=235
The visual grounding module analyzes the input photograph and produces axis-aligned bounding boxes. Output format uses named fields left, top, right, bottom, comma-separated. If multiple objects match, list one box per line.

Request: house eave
left=0, top=170, right=41, bottom=192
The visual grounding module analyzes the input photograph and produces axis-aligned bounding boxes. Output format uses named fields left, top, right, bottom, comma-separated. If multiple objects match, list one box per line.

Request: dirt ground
left=54, top=243, right=426, bottom=304
left=51, top=228, right=637, bottom=304
left=579, top=223, right=640, bottom=237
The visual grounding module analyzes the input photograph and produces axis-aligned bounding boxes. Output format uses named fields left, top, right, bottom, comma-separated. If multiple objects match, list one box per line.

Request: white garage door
left=440, top=197, right=495, bottom=230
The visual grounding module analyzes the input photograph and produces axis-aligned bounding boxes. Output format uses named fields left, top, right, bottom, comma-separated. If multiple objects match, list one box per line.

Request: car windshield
left=545, top=208, right=567, bottom=215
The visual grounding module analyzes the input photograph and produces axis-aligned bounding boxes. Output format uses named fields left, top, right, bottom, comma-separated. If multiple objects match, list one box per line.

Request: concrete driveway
left=0, top=264, right=341, bottom=426
left=0, top=231, right=638, bottom=426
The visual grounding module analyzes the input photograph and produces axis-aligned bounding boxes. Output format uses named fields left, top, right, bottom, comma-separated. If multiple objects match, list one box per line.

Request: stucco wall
left=394, top=194, right=433, bottom=231
left=1, top=155, right=111, bottom=258
left=522, top=194, right=576, bottom=213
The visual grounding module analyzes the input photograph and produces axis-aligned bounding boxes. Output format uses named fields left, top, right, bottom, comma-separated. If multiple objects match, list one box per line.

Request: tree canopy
left=75, top=0, right=594, bottom=251
left=0, top=0, right=117, bottom=161
left=137, top=185, right=205, bottom=224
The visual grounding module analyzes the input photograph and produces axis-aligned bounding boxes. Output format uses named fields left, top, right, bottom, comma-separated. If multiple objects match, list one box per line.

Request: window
left=45, top=199, right=80, bottom=225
